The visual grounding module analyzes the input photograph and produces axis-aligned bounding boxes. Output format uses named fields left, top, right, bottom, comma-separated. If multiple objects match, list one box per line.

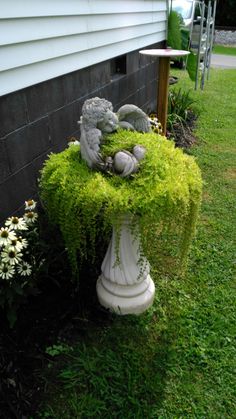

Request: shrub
left=167, top=10, right=182, bottom=51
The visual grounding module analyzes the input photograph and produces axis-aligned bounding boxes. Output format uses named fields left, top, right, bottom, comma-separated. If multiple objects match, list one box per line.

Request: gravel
left=215, top=30, right=236, bottom=46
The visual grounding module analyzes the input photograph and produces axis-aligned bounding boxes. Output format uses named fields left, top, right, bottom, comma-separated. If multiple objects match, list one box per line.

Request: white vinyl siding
left=0, top=0, right=167, bottom=96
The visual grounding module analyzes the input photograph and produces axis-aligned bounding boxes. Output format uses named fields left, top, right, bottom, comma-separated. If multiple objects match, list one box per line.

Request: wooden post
left=157, top=57, right=170, bottom=136
left=139, top=49, right=189, bottom=136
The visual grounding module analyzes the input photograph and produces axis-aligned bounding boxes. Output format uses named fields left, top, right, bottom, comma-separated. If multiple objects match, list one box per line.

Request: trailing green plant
left=40, top=130, right=202, bottom=277
left=0, top=200, right=44, bottom=326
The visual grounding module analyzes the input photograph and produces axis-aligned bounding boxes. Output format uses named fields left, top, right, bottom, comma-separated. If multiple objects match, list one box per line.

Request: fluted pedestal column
left=96, top=218, right=155, bottom=315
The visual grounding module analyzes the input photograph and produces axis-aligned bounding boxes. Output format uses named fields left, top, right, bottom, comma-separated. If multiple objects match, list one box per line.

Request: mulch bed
left=166, top=110, right=198, bottom=149
left=0, top=117, right=198, bottom=418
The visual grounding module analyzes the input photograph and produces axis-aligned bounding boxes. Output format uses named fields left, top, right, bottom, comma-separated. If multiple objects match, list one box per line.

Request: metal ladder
left=194, top=0, right=217, bottom=90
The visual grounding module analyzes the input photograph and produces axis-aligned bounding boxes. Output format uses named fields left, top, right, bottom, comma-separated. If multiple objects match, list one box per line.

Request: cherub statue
left=78, top=97, right=151, bottom=177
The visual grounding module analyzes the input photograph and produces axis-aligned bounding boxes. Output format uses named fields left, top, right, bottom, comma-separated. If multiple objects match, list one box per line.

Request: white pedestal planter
left=96, top=217, right=155, bottom=315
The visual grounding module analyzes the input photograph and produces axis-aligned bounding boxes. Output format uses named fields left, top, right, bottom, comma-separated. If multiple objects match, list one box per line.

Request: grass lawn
left=213, top=44, right=236, bottom=56
left=39, top=69, right=236, bottom=418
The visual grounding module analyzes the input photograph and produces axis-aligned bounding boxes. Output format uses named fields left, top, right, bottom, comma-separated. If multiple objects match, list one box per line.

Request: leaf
left=181, top=28, right=190, bottom=51
left=167, top=11, right=182, bottom=50
left=187, top=53, right=198, bottom=82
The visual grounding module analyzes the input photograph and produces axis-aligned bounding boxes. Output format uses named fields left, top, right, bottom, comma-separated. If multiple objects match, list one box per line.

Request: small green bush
left=167, top=10, right=182, bottom=50
left=168, top=88, right=195, bottom=129
left=40, top=130, right=202, bottom=277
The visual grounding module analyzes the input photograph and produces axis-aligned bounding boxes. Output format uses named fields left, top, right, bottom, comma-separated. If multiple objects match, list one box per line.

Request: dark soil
left=0, top=276, right=74, bottom=418
left=0, top=116, right=198, bottom=418
left=167, top=110, right=198, bottom=149
left=0, top=268, right=112, bottom=418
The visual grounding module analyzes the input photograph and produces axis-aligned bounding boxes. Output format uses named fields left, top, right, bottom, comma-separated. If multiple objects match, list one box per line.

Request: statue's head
left=97, top=109, right=119, bottom=133
left=81, top=97, right=118, bottom=133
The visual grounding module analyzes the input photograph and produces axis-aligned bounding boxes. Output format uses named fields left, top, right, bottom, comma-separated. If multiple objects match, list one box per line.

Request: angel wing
left=117, top=104, right=151, bottom=133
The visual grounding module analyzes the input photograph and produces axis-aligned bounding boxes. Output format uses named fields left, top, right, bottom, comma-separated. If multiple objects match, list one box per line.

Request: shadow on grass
left=38, top=305, right=173, bottom=419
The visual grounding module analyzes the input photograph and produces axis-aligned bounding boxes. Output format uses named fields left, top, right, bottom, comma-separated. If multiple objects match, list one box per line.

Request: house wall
left=0, top=0, right=167, bottom=96
left=0, top=0, right=167, bottom=222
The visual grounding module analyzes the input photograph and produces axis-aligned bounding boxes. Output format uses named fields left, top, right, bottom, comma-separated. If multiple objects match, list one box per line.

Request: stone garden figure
left=41, top=96, right=202, bottom=316
left=77, top=97, right=156, bottom=314
left=78, top=97, right=151, bottom=177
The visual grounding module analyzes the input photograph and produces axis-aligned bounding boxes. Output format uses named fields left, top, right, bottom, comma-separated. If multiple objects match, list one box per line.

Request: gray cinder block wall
left=0, top=42, right=162, bottom=223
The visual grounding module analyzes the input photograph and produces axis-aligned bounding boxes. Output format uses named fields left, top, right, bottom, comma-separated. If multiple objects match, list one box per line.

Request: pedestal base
left=97, top=273, right=155, bottom=315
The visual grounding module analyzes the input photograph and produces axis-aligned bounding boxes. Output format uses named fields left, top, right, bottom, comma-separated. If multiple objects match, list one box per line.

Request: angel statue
left=78, top=97, right=151, bottom=177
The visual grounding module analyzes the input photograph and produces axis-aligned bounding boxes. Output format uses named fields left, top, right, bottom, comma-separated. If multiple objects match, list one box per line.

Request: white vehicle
left=170, top=0, right=207, bottom=56
left=170, top=0, right=217, bottom=89
left=170, top=0, right=202, bottom=28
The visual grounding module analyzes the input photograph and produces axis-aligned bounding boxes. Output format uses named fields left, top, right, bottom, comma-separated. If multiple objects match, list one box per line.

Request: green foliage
left=41, top=313, right=167, bottom=418
left=181, top=28, right=190, bottom=51
left=40, top=131, right=202, bottom=276
left=186, top=51, right=198, bottom=81
left=167, top=10, right=182, bottom=50
left=167, top=87, right=195, bottom=130
left=45, top=343, right=73, bottom=357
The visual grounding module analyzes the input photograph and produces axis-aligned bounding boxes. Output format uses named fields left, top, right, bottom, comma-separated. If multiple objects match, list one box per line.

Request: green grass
left=213, top=44, right=236, bottom=56
left=39, top=69, right=236, bottom=418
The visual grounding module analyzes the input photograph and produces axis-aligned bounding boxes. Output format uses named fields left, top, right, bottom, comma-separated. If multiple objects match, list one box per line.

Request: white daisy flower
left=5, top=216, right=28, bottom=231
left=1, top=248, right=22, bottom=265
left=17, top=262, right=32, bottom=276
left=0, top=227, right=17, bottom=247
left=68, top=140, right=80, bottom=146
left=24, top=211, right=38, bottom=224
left=8, top=238, right=24, bottom=252
left=25, top=199, right=37, bottom=211
left=0, top=263, right=15, bottom=280
left=17, top=236, right=28, bottom=249
left=68, top=137, right=80, bottom=146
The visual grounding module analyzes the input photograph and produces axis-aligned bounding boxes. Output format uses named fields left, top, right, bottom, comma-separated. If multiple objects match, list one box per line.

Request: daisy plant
left=0, top=199, right=43, bottom=327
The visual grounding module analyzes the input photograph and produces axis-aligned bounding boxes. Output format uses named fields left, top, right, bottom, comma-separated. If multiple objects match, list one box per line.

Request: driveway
left=211, top=53, right=236, bottom=69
